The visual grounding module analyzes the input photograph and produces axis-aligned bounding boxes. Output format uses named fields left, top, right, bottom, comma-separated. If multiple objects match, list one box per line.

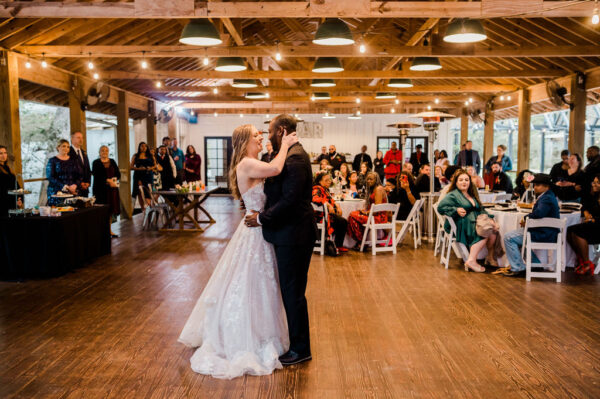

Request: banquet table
left=487, top=208, right=582, bottom=267
left=337, top=199, right=365, bottom=219
left=0, top=205, right=111, bottom=280
left=156, top=187, right=218, bottom=232
left=478, top=191, right=506, bottom=203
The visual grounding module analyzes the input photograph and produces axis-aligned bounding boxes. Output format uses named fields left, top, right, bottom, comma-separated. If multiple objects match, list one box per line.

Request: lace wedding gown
left=178, top=182, right=289, bottom=379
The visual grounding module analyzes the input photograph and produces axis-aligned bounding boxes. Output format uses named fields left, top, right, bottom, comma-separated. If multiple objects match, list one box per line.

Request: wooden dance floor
left=1, top=197, right=599, bottom=398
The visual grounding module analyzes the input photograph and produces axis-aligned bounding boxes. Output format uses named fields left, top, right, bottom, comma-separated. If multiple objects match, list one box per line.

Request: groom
left=245, top=114, right=317, bottom=365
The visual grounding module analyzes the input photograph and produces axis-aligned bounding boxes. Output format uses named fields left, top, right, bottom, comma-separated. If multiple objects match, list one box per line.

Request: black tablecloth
left=0, top=205, right=111, bottom=279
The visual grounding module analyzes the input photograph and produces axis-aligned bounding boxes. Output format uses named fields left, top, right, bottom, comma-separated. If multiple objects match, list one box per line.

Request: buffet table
left=0, top=205, right=111, bottom=280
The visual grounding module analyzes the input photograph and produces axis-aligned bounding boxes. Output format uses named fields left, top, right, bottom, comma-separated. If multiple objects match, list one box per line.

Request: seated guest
left=567, top=175, right=600, bottom=275
left=0, top=145, right=23, bottom=216
left=438, top=170, right=501, bottom=272
left=334, top=163, right=350, bottom=187
left=357, top=162, right=369, bottom=189
left=130, top=142, right=156, bottom=210
left=415, top=164, right=441, bottom=193
left=439, top=165, right=462, bottom=201
left=373, top=151, right=385, bottom=182
left=550, top=150, right=569, bottom=183
left=315, top=146, right=329, bottom=163
left=47, top=139, right=82, bottom=206
left=347, top=172, right=387, bottom=247
left=484, top=144, right=513, bottom=174
left=584, top=146, right=600, bottom=186
left=467, top=166, right=485, bottom=189
left=319, top=158, right=332, bottom=172
left=185, top=145, right=202, bottom=182
left=513, top=169, right=534, bottom=201
left=433, top=149, right=440, bottom=162
left=312, top=171, right=349, bottom=252
left=435, top=166, right=445, bottom=186
left=352, top=145, right=372, bottom=171
left=439, top=160, right=452, bottom=185
left=344, top=171, right=360, bottom=194
left=328, top=145, right=346, bottom=171
left=495, top=174, right=560, bottom=277
left=553, top=153, right=584, bottom=202
left=488, top=162, right=513, bottom=193
left=435, top=150, right=449, bottom=168
left=402, top=162, right=413, bottom=176
left=156, top=145, right=177, bottom=190
left=409, top=144, right=428, bottom=174
left=92, top=145, right=120, bottom=238
left=390, top=172, right=420, bottom=220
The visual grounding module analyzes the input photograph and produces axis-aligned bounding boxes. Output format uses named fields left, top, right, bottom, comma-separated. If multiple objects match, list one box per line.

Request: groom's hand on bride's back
left=245, top=211, right=260, bottom=227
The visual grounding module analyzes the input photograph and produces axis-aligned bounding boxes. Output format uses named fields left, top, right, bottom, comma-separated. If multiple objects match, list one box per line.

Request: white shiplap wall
left=174, top=113, right=454, bottom=182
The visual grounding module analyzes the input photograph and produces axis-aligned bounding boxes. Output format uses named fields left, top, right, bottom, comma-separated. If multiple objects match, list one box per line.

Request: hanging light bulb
left=434, top=98, right=439, bottom=104
left=356, top=97, right=361, bottom=104
left=156, top=81, right=162, bottom=88
left=240, top=113, right=244, bottom=118
left=357, top=110, right=361, bottom=115
left=359, top=36, right=366, bottom=53
left=395, top=99, right=400, bottom=105
left=213, top=87, right=219, bottom=94
left=93, top=72, right=99, bottom=80
left=41, top=53, right=47, bottom=68
left=190, top=110, right=195, bottom=116
left=469, top=97, right=474, bottom=103
left=507, top=95, right=511, bottom=100
left=500, top=95, right=505, bottom=101
left=87, top=53, right=94, bottom=70
left=214, top=111, right=218, bottom=117
left=275, top=41, right=282, bottom=61
left=427, top=105, right=432, bottom=110
left=265, top=92, right=270, bottom=98
left=266, top=114, right=270, bottom=119
left=25, top=59, right=31, bottom=69
left=141, top=51, right=148, bottom=69
left=203, top=48, right=209, bottom=66
left=593, top=1, right=599, bottom=25
left=464, top=101, right=469, bottom=106
left=391, top=108, right=395, bottom=113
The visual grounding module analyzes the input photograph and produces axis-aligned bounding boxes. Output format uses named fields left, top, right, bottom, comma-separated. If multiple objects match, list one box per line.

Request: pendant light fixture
left=312, top=92, right=331, bottom=100
left=593, top=0, right=599, bottom=25
left=245, top=92, right=268, bottom=99
left=179, top=20, right=223, bottom=46
left=410, top=57, right=442, bottom=71
left=312, top=57, right=344, bottom=73
left=388, top=78, right=413, bottom=88
left=232, top=79, right=258, bottom=88
left=313, top=18, right=355, bottom=46
left=348, top=112, right=362, bottom=120
left=215, top=57, right=247, bottom=72
left=323, top=112, right=336, bottom=119
left=375, top=92, right=397, bottom=99
left=443, top=19, right=487, bottom=43
left=310, top=79, right=336, bottom=87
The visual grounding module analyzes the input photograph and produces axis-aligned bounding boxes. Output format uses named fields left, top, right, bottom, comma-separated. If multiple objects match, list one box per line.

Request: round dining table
left=478, top=191, right=505, bottom=203
left=487, top=208, right=582, bottom=267
left=337, top=199, right=365, bottom=219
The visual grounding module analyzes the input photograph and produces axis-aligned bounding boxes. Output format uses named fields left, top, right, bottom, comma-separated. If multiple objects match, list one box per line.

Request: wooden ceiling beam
left=163, top=94, right=478, bottom=103
left=0, top=1, right=596, bottom=19
left=18, top=45, right=600, bottom=58
left=102, top=69, right=565, bottom=80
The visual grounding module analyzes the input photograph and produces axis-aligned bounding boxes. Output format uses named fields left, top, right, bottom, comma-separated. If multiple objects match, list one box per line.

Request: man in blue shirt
left=495, top=173, right=560, bottom=277
left=171, top=137, right=185, bottom=184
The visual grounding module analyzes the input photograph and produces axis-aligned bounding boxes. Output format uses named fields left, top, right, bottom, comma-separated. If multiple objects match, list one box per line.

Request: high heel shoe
left=576, top=260, right=595, bottom=275
left=464, top=260, right=486, bottom=273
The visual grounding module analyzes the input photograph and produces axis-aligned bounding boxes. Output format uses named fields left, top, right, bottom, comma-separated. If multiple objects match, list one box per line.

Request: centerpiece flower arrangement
left=175, top=181, right=205, bottom=194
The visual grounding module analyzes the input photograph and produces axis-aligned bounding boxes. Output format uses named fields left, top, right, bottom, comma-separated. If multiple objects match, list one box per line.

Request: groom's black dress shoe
left=279, top=350, right=312, bottom=366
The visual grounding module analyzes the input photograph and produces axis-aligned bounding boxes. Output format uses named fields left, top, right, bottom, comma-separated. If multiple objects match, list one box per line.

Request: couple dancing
left=178, top=114, right=317, bottom=379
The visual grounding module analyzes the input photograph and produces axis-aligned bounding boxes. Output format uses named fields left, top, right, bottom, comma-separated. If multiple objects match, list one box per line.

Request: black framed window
left=377, top=136, right=428, bottom=160
left=204, top=137, right=232, bottom=189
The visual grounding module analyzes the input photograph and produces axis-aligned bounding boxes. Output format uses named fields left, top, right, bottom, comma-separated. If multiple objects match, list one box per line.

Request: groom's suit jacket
left=260, top=143, right=317, bottom=246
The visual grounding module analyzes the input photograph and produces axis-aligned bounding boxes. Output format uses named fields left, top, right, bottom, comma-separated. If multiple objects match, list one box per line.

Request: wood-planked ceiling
left=1, top=1, right=600, bottom=118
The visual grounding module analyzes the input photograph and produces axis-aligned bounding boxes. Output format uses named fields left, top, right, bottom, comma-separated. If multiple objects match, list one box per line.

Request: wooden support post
left=483, top=103, right=495, bottom=167
left=116, top=91, right=133, bottom=219
left=0, top=51, right=22, bottom=183
left=568, top=72, right=586, bottom=156
left=460, top=108, right=469, bottom=145
left=146, top=101, right=157, bottom=149
left=68, top=77, right=87, bottom=149
left=517, top=89, right=531, bottom=171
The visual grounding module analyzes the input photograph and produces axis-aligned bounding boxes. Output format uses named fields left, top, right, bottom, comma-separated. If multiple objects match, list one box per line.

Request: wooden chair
left=395, top=199, right=424, bottom=249
left=312, top=203, right=328, bottom=255
left=521, top=217, right=567, bottom=283
left=360, top=203, right=400, bottom=255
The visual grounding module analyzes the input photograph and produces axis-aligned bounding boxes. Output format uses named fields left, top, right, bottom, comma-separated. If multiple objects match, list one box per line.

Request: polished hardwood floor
left=1, top=197, right=599, bottom=398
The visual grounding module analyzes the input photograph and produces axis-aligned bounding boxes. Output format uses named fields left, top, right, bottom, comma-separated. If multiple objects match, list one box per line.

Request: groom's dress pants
left=274, top=243, right=313, bottom=356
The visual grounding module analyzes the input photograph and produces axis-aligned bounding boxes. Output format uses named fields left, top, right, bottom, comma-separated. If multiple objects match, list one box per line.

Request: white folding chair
left=593, top=245, right=600, bottom=275
left=312, top=203, right=328, bottom=255
left=395, top=199, right=424, bottom=249
left=492, top=193, right=513, bottom=203
left=360, top=203, right=400, bottom=255
left=433, top=203, right=445, bottom=257
left=439, top=216, right=470, bottom=269
left=521, top=217, right=567, bottom=283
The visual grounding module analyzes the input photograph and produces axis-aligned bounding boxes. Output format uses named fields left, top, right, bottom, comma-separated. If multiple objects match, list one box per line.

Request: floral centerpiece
left=175, top=181, right=205, bottom=194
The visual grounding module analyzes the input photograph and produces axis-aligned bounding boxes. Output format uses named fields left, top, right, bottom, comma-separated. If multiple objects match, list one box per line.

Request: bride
left=178, top=124, right=298, bottom=379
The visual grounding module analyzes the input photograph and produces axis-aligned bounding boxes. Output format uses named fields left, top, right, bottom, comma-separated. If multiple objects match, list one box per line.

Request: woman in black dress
left=373, top=150, right=385, bottom=183
left=553, top=153, right=585, bottom=202
left=46, top=139, right=82, bottom=206
left=567, top=174, right=600, bottom=275
left=184, top=145, right=202, bottom=182
left=156, top=145, right=176, bottom=190
left=92, top=145, right=120, bottom=237
left=0, top=145, right=23, bottom=216
left=130, top=142, right=156, bottom=210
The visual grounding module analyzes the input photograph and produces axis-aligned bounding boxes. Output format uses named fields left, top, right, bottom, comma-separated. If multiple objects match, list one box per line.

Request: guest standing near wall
left=0, top=145, right=23, bottom=217
left=92, top=145, right=120, bottom=238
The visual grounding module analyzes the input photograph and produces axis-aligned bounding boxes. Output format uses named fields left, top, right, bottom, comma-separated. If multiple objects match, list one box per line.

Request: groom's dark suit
left=260, top=142, right=317, bottom=356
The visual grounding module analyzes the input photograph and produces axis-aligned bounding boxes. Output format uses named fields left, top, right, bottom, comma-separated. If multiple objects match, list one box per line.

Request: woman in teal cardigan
left=438, top=170, right=501, bottom=272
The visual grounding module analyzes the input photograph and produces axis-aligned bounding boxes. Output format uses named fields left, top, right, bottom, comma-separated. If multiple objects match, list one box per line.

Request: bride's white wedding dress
left=178, top=182, right=289, bottom=379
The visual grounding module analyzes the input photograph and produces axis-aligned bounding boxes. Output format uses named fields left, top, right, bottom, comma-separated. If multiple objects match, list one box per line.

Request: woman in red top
left=347, top=172, right=388, bottom=246
left=312, top=171, right=349, bottom=251
left=383, top=141, right=403, bottom=182
left=184, top=145, right=201, bottom=182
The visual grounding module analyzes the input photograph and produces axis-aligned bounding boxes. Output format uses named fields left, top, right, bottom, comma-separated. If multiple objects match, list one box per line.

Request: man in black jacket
left=69, top=131, right=91, bottom=197
left=245, top=114, right=317, bottom=366
left=489, top=162, right=513, bottom=193
left=352, top=145, right=373, bottom=171
left=409, top=144, right=429, bottom=176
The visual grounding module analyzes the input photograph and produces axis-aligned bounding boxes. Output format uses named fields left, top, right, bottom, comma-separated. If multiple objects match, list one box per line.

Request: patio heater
left=386, top=122, right=421, bottom=158
left=411, top=111, right=455, bottom=239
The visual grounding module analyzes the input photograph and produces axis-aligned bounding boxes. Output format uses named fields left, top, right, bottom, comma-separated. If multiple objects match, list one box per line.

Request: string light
left=141, top=51, right=148, bottom=69
left=213, top=87, right=219, bottom=94
left=203, top=48, right=209, bottom=66
left=156, top=81, right=162, bottom=88
left=593, top=0, right=599, bottom=25
left=41, top=53, right=47, bottom=68
left=356, top=97, right=361, bottom=104
left=25, top=59, right=31, bottom=69
left=266, top=93, right=270, bottom=98
left=359, top=36, right=366, bottom=53
left=500, top=95, right=505, bottom=101
left=507, top=95, right=511, bottom=100
left=391, top=108, right=395, bottom=113
left=266, top=114, right=270, bottom=118
left=357, top=110, right=361, bottom=115
left=275, top=41, right=282, bottom=61
left=240, top=113, right=244, bottom=118
left=214, top=111, right=218, bottom=117
left=468, top=97, right=473, bottom=103
left=427, top=105, right=432, bottom=110
left=93, top=72, right=99, bottom=80
left=395, top=99, right=399, bottom=105
left=434, top=98, right=439, bottom=104
left=464, top=101, right=469, bottom=106
left=190, top=110, right=195, bottom=116
left=87, top=53, right=94, bottom=70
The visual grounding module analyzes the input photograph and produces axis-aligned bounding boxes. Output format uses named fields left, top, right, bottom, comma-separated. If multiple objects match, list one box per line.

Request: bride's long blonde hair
left=228, top=124, right=255, bottom=199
